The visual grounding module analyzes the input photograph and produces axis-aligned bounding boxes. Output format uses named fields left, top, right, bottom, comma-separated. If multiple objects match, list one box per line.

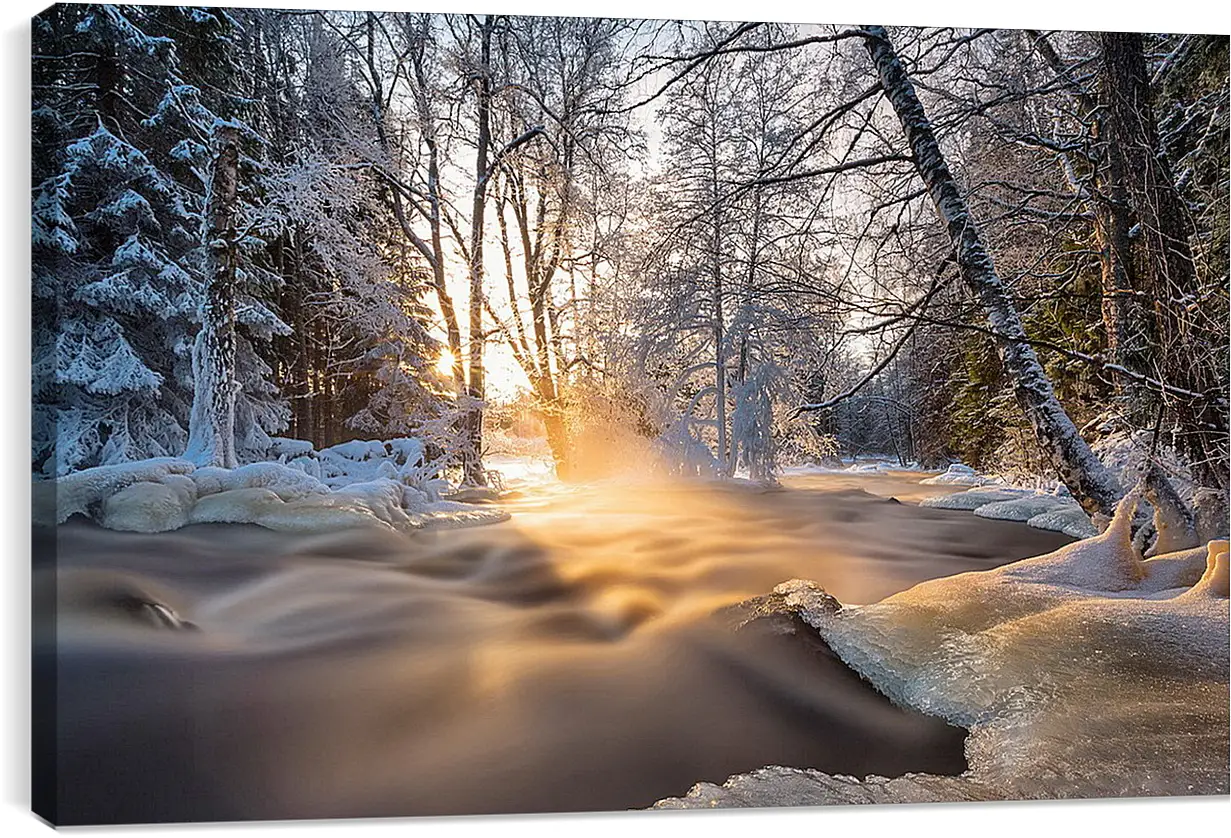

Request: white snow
left=192, top=461, right=330, bottom=500
left=37, top=457, right=196, bottom=525
left=972, top=494, right=1082, bottom=524
left=1092, top=429, right=1193, bottom=502
left=267, top=437, right=315, bottom=460
left=188, top=487, right=285, bottom=526
left=804, top=494, right=1226, bottom=796
left=35, top=442, right=509, bottom=536
left=919, top=471, right=1097, bottom=539
left=1025, top=505, right=1099, bottom=539
left=485, top=454, right=557, bottom=488
left=100, top=476, right=196, bottom=533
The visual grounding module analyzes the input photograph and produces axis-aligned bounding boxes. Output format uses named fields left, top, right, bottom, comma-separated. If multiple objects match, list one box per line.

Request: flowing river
left=35, top=469, right=1073, bottom=825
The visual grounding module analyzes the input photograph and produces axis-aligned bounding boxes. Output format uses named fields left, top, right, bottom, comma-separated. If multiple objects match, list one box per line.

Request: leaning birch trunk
left=863, top=26, right=1122, bottom=519
left=184, top=122, right=240, bottom=469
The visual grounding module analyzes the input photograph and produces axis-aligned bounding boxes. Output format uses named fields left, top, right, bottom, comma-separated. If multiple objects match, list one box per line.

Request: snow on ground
left=34, top=439, right=509, bottom=535
left=782, top=457, right=920, bottom=477
left=1093, top=429, right=1194, bottom=502
left=657, top=494, right=1229, bottom=807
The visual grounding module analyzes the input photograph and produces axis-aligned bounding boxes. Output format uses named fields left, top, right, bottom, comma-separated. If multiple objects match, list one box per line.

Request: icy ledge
left=656, top=494, right=1228, bottom=809
left=33, top=457, right=509, bottom=535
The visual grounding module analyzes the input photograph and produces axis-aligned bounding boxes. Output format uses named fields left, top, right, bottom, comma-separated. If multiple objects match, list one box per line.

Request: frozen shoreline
left=656, top=493, right=1229, bottom=808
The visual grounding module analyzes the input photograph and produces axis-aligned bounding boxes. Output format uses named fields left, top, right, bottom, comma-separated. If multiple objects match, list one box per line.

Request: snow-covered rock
left=193, top=462, right=330, bottom=501
left=100, top=479, right=195, bottom=533
left=38, top=442, right=505, bottom=537
left=654, top=765, right=996, bottom=808
left=267, top=437, right=315, bottom=460
left=188, top=487, right=285, bottom=526
left=1026, top=505, right=1099, bottom=539
left=333, top=479, right=417, bottom=528
left=321, top=439, right=388, bottom=463
left=257, top=494, right=403, bottom=534
left=922, top=486, right=1098, bottom=539
left=919, top=463, right=996, bottom=486
left=972, top=494, right=1081, bottom=524
left=38, top=457, right=196, bottom=525
left=919, top=487, right=1028, bottom=510
left=385, top=437, right=425, bottom=465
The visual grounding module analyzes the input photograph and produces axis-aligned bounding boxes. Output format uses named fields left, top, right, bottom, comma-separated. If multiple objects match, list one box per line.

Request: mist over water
left=36, top=471, right=1072, bottom=825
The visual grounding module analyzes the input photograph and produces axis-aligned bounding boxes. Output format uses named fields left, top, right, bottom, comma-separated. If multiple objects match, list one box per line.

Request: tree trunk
left=408, top=24, right=466, bottom=393
left=539, top=400, right=572, bottom=482
left=1025, top=30, right=1152, bottom=410
left=709, top=122, right=729, bottom=477
left=463, top=15, right=495, bottom=487
left=185, top=123, right=240, bottom=468
left=1099, top=32, right=1228, bottom=491
left=863, top=26, right=1122, bottom=518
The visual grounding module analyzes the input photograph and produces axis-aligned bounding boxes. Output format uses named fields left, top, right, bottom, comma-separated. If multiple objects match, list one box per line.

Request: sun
left=435, top=348, right=457, bottom=378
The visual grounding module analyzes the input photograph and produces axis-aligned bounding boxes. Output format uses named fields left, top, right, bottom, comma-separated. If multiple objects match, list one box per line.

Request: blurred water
left=34, top=472, right=1072, bottom=824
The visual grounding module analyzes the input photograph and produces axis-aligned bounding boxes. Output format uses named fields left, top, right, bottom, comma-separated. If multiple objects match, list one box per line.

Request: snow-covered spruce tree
left=31, top=5, right=287, bottom=475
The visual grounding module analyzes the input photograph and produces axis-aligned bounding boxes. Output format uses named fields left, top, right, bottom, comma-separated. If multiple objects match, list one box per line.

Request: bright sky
left=428, top=25, right=674, bottom=405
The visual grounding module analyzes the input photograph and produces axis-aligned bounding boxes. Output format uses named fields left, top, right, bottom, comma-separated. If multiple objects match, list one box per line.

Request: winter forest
left=33, top=5, right=1229, bottom=507
left=30, top=3, right=1230, bottom=826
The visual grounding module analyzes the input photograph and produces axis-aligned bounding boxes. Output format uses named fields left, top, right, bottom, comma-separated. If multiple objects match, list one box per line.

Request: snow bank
left=1092, top=429, right=1193, bottom=501
left=36, top=457, right=196, bottom=525
left=193, top=462, right=330, bottom=500
left=35, top=442, right=509, bottom=536
left=673, top=495, right=1228, bottom=806
left=1025, top=505, right=1099, bottom=539
left=660, top=499, right=1227, bottom=808
left=655, top=766, right=996, bottom=808
left=920, top=463, right=996, bottom=486
left=921, top=484, right=1097, bottom=539
left=100, top=476, right=196, bottom=533
left=266, top=436, right=446, bottom=499
left=843, top=461, right=904, bottom=474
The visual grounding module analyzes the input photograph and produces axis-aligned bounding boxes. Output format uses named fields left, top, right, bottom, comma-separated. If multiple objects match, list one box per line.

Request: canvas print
left=30, top=2, right=1229, bottom=826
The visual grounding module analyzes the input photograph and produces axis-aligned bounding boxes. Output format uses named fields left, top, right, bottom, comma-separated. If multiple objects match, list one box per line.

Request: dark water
left=33, top=473, right=1072, bottom=825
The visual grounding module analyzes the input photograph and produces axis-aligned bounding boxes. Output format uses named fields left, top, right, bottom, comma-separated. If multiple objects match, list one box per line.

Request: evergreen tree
left=31, top=4, right=288, bottom=475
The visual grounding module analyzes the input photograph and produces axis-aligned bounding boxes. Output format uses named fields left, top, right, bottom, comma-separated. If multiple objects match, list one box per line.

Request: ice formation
left=657, top=494, right=1229, bottom=808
